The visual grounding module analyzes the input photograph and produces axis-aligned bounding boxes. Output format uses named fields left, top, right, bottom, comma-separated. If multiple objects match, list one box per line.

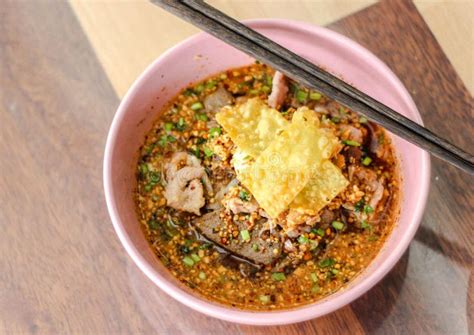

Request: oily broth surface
left=134, top=63, right=400, bottom=310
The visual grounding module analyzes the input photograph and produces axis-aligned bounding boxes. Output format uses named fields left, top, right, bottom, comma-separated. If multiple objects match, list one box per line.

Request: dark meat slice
left=343, top=146, right=363, bottom=165
left=193, top=211, right=281, bottom=265
left=203, top=86, right=234, bottom=113
left=365, top=122, right=389, bottom=159
left=320, top=208, right=336, bottom=227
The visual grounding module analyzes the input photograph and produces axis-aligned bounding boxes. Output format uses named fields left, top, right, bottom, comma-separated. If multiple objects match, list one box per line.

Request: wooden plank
left=69, top=0, right=375, bottom=97
left=328, top=1, right=473, bottom=333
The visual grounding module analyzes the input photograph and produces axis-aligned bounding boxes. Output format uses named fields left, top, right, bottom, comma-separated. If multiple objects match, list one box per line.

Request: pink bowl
left=104, top=19, right=430, bottom=325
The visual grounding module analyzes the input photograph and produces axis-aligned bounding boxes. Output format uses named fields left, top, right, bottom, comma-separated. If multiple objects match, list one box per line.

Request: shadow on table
left=414, top=225, right=472, bottom=269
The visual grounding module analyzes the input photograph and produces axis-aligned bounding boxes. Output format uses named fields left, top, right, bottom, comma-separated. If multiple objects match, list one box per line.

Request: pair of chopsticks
left=151, top=0, right=474, bottom=175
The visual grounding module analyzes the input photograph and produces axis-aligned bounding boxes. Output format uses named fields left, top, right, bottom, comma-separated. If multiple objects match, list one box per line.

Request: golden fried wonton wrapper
left=216, top=98, right=288, bottom=158
left=238, top=113, right=338, bottom=218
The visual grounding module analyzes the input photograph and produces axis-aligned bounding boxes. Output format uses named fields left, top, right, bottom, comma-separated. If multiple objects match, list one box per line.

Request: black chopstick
left=150, top=0, right=474, bottom=175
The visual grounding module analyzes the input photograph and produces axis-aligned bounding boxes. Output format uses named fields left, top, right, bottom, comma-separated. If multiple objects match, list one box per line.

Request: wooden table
left=1, top=1, right=472, bottom=333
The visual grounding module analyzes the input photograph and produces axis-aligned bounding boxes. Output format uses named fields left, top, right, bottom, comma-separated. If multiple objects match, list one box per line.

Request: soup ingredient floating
left=217, top=98, right=348, bottom=218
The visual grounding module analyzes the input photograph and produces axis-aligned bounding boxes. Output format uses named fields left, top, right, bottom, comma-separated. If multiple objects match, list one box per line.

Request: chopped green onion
left=271, top=272, right=286, bottom=281
left=240, top=229, right=250, bottom=241
left=164, top=122, right=174, bottom=132
left=259, top=295, right=270, bottom=303
left=249, top=89, right=259, bottom=95
left=203, top=147, right=213, bottom=158
left=251, top=243, right=259, bottom=252
left=265, top=74, right=273, bottom=86
left=363, top=205, right=374, bottom=214
left=298, top=235, right=309, bottom=244
left=311, top=228, right=325, bottom=237
left=369, top=235, right=379, bottom=241
left=147, top=220, right=159, bottom=230
left=343, top=140, right=361, bottom=146
left=362, top=156, right=372, bottom=166
left=261, top=85, right=271, bottom=93
left=239, top=190, right=250, bottom=201
left=190, top=253, right=201, bottom=262
left=198, top=271, right=207, bottom=280
left=209, top=127, right=222, bottom=138
left=318, top=258, right=335, bottom=268
left=309, top=92, right=322, bottom=100
left=196, top=137, right=206, bottom=145
left=183, top=88, right=195, bottom=96
left=190, top=147, right=201, bottom=159
left=199, top=243, right=212, bottom=250
left=332, top=221, right=344, bottom=230
left=158, top=135, right=176, bottom=146
left=139, top=163, right=149, bottom=176
left=309, top=240, right=319, bottom=250
left=310, top=272, right=318, bottom=282
left=296, top=89, right=308, bottom=102
left=354, top=200, right=365, bottom=212
left=206, top=80, right=217, bottom=89
left=191, top=102, right=203, bottom=111
left=144, top=184, right=153, bottom=192
left=149, top=171, right=160, bottom=183
left=195, top=113, right=208, bottom=121
left=312, top=285, right=321, bottom=293
left=331, top=117, right=340, bottom=123
left=194, top=84, right=204, bottom=93
left=361, top=220, right=372, bottom=230
left=183, top=256, right=194, bottom=266
left=359, top=116, right=368, bottom=123
left=331, top=269, right=339, bottom=275
left=176, top=117, right=186, bottom=131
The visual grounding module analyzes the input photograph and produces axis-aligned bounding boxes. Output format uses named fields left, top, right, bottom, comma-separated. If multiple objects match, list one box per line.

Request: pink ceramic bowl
left=104, top=19, right=430, bottom=325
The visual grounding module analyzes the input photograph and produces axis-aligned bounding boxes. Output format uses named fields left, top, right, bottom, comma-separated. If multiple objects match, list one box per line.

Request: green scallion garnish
left=206, top=80, right=217, bottom=89
left=176, top=117, right=186, bottom=131
left=194, top=84, right=204, bottom=93
left=209, top=127, right=222, bottom=138
left=240, top=229, right=250, bottom=241
left=203, top=147, right=213, bottom=158
left=239, top=190, right=250, bottom=201
left=198, top=271, right=206, bottom=280
left=296, top=89, right=308, bottom=103
left=298, top=235, right=309, bottom=244
left=343, top=140, right=361, bottom=146
left=164, top=122, right=174, bottom=132
left=362, top=156, right=372, bottom=166
left=363, top=205, right=374, bottom=214
left=259, top=295, right=270, bottom=303
left=309, top=92, right=322, bottom=100
left=311, top=228, right=325, bottom=237
left=271, top=272, right=286, bottom=281
left=318, top=258, right=335, bottom=268
left=183, top=256, right=194, bottom=266
left=332, top=221, right=344, bottom=230
left=190, top=253, right=201, bottom=262
left=191, top=102, right=203, bottom=111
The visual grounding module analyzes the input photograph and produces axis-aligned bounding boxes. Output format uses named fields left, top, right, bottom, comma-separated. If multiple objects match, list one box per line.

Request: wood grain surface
left=0, top=0, right=472, bottom=334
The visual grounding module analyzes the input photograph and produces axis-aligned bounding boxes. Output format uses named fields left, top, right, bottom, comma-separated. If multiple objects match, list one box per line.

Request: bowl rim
left=103, top=18, right=431, bottom=325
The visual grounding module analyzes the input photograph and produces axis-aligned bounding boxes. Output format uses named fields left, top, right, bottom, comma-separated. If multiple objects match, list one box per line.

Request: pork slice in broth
left=194, top=211, right=281, bottom=265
